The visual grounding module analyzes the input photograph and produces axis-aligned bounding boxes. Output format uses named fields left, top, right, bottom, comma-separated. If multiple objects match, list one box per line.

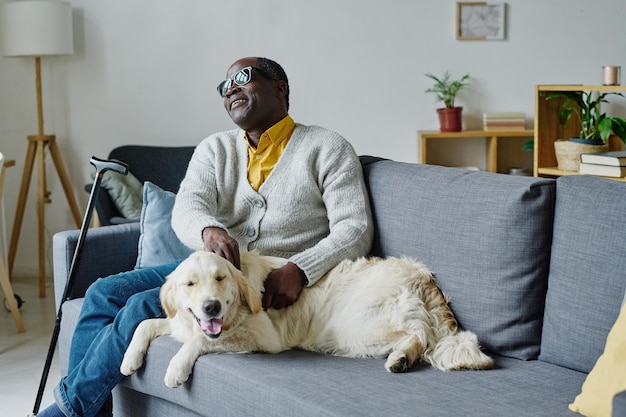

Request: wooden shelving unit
left=419, top=129, right=534, bottom=173
left=534, top=85, right=626, bottom=182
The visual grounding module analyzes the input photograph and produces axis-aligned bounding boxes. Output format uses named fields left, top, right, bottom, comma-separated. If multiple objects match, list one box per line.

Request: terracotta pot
left=554, top=138, right=608, bottom=172
left=437, top=107, right=463, bottom=132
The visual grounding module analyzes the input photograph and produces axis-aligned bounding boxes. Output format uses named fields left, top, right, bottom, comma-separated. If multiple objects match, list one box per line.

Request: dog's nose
left=202, top=300, right=221, bottom=317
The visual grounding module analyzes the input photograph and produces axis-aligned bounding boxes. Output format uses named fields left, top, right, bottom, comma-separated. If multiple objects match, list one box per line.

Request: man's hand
left=262, top=262, right=307, bottom=310
left=202, top=227, right=240, bottom=269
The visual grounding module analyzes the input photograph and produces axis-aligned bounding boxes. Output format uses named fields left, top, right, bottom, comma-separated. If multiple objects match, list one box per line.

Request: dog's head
left=160, top=252, right=263, bottom=339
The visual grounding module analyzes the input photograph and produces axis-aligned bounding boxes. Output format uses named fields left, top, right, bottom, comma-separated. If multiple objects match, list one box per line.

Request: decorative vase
left=437, top=107, right=463, bottom=132
left=554, top=138, right=609, bottom=172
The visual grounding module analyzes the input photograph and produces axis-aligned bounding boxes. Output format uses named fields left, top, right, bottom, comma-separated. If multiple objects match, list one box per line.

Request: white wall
left=2, top=0, right=625, bottom=277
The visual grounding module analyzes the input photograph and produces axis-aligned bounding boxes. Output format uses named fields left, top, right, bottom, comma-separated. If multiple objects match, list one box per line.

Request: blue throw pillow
left=135, top=181, right=193, bottom=269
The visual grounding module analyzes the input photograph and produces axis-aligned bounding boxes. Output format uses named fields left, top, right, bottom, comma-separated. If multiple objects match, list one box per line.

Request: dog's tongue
left=202, top=318, right=223, bottom=335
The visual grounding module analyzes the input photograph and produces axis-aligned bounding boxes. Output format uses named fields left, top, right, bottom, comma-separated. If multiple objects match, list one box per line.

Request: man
left=37, top=57, right=373, bottom=417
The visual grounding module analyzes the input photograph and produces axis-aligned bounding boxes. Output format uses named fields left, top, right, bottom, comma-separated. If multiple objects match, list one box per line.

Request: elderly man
left=37, top=57, right=373, bottom=417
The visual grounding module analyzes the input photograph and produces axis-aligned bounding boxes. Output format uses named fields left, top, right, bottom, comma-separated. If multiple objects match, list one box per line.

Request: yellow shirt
left=246, top=115, right=295, bottom=191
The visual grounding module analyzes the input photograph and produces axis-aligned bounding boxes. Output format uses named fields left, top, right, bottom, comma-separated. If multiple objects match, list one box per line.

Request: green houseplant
left=547, top=90, right=626, bottom=144
left=425, top=71, right=470, bottom=132
left=547, top=90, right=626, bottom=171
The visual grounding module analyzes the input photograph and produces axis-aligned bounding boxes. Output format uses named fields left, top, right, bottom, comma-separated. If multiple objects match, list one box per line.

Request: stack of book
left=579, top=151, right=626, bottom=178
left=483, top=112, right=526, bottom=131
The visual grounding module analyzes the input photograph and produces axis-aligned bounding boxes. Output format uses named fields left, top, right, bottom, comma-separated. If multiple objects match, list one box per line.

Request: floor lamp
left=1, top=1, right=82, bottom=298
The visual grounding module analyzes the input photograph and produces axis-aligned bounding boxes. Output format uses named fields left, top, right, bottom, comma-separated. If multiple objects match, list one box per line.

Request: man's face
left=221, top=58, right=284, bottom=132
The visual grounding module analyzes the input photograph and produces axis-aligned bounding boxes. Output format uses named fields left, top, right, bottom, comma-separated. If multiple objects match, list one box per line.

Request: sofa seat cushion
left=540, top=176, right=626, bottom=373
left=363, top=161, right=556, bottom=360
left=118, top=336, right=585, bottom=417
left=60, top=293, right=584, bottom=417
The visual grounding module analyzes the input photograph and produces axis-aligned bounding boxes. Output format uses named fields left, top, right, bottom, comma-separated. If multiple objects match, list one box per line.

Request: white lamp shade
left=1, top=1, right=73, bottom=57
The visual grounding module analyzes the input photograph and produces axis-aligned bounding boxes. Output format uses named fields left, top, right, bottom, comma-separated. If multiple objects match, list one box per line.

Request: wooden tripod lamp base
left=1, top=0, right=78, bottom=298
left=8, top=134, right=82, bottom=298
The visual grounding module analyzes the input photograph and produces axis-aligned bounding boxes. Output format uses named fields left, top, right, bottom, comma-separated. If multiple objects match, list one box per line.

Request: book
left=483, top=120, right=526, bottom=126
left=578, top=162, right=626, bottom=178
left=483, top=112, right=525, bottom=120
left=580, top=151, right=626, bottom=166
left=483, top=112, right=526, bottom=130
left=484, top=125, right=527, bottom=131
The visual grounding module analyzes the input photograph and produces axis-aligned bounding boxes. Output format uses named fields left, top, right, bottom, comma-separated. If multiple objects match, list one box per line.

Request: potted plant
left=547, top=90, right=626, bottom=171
left=425, top=71, right=470, bottom=132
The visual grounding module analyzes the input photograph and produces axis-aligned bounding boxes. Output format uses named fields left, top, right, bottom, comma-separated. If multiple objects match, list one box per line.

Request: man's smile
left=230, top=98, right=247, bottom=110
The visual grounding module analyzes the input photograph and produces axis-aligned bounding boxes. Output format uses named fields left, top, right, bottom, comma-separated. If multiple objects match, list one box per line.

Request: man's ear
left=160, top=274, right=177, bottom=318
left=275, top=80, right=288, bottom=98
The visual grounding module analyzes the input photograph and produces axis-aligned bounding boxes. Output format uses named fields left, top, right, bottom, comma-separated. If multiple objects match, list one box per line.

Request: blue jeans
left=54, top=260, right=182, bottom=417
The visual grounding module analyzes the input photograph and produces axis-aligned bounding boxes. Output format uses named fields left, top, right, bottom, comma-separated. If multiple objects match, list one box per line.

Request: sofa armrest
left=614, top=390, right=626, bottom=417
left=52, top=222, right=141, bottom=311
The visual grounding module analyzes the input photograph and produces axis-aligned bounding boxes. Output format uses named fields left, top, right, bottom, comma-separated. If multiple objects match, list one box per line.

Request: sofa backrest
left=108, top=145, right=195, bottom=192
left=94, top=145, right=195, bottom=225
left=362, top=160, right=556, bottom=360
left=539, top=175, right=626, bottom=373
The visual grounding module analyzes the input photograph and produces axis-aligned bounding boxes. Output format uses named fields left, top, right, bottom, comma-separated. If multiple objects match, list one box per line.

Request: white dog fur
left=121, top=251, right=493, bottom=387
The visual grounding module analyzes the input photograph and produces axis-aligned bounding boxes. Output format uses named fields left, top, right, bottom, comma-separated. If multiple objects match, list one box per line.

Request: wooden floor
left=0, top=275, right=60, bottom=416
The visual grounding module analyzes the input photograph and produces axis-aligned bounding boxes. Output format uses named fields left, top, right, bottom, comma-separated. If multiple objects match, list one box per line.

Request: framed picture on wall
left=456, top=2, right=506, bottom=40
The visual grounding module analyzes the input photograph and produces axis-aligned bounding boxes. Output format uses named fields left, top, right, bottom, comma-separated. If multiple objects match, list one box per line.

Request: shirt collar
left=244, top=114, right=295, bottom=147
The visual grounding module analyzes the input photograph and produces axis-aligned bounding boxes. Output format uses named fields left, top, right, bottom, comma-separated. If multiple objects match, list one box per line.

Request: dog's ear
left=241, top=276, right=263, bottom=314
left=160, top=273, right=177, bottom=318
left=232, top=267, right=263, bottom=314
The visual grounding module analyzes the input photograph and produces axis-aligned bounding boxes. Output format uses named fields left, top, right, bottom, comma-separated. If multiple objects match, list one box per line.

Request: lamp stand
left=8, top=57, right=82, bottom=298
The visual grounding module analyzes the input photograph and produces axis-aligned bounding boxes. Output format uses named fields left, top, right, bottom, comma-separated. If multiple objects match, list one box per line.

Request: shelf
left=419, top=129, right=534, bottom=173
left=534, top=85, right=625, bottom=181
left=418, top=129, right=534, bottom=138
left=537, top=167, right=626, bottom=183
left=536, top=85, right=626, bottom=93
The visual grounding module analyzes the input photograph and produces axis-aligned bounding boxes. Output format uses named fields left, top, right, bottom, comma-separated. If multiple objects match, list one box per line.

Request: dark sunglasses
left=216, top=66, right=276, bottom=98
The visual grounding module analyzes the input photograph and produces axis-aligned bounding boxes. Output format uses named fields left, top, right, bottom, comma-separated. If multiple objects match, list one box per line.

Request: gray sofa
left=53, top=154, right=626, bottom=417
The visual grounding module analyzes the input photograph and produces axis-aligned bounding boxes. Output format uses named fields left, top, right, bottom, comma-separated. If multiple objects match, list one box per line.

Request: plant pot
left=437, top=107, right=463, bottom=132
left=554, top=138, right=609, bottom=172
left=568, top=137, right=605, bottom=146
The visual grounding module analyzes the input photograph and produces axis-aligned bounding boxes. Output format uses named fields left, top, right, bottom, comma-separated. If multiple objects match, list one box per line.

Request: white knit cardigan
left=171, top=123, right=374, bottom=285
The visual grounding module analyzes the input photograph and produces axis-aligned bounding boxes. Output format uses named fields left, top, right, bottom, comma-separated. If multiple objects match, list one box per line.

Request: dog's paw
left=120, top=350, right=145, bottom=376
left=385, top=351, right=410, bottom=373
left=164, top=352, right=195, bottom=388
left=164, top=366, right=191, bottom=388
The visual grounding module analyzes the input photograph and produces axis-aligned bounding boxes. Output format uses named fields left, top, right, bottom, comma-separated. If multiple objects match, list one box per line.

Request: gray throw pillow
left=97, top=170, right=143, bottom=220
left=539, top=175, right=626, bottom=373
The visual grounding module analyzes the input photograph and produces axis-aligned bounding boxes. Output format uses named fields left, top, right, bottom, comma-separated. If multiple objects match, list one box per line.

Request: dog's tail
left=426, top=331, right=493, bottom=371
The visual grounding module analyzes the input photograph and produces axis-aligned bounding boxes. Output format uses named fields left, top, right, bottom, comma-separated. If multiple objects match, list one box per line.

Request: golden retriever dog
left=121, top=251, right=493, bottom=388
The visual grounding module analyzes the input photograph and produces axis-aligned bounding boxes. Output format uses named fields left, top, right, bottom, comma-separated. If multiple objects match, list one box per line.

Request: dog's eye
left=185, top=281, right=195, bottom=287
left=216, top=276, right=224, bottom=282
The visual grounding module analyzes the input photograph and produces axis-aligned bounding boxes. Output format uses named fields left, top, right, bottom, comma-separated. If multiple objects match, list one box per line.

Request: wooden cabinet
left=534, top=85, right=626, bottom=182
left=419, top=129, right=534, bottom=174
